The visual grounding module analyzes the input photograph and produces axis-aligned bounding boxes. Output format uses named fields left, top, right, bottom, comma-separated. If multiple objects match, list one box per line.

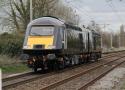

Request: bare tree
left=4, top=0, right=79, bottom=34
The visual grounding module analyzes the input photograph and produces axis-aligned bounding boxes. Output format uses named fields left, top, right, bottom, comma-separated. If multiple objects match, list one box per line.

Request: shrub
left=0, top=33, right=24, bottom=57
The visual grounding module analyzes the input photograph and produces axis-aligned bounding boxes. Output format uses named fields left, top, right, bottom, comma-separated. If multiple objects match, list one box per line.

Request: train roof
left=28, top=16, right=65, bottom=27
left=27, top=17, right=100, bottom=35
left=27, top=16, right=82, bottom=31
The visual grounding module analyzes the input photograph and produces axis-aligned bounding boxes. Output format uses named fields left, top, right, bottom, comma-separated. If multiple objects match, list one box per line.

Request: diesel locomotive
left=22, top=16, right=102, bottom=72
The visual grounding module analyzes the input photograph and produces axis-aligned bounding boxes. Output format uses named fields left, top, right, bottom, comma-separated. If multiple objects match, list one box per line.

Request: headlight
left=23, top=45, right=30, bottom=49
left=47, top=54, right=56, bottom=60
left=47, top=45, right=56, bottom=49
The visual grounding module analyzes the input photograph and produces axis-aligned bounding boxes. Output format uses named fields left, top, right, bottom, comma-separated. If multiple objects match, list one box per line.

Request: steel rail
left=2, top=72, right=33, bottom=82
left=40, top=55, right=125, bottom=90
left=78, top=57, right=125, bottom=90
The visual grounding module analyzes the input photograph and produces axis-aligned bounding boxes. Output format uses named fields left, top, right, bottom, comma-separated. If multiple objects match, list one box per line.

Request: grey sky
left=0, top=0, right=125, bottom=33
left=64, top=0, right=125, bottom=32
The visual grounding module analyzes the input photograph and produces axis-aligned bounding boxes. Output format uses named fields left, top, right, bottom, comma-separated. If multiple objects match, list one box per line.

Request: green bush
left=0, top=33, right=24, bottom=57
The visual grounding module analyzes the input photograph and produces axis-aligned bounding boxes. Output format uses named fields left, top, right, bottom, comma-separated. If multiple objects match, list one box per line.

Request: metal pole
left=110, top=33, right=113, bottom=48
left=30, top=0, right=33, bottom=21
left=119, top=32, right=121, bottom=48
left=101, top=34, right=103, bottom=49
left=101, top=24, right=106, bottom=49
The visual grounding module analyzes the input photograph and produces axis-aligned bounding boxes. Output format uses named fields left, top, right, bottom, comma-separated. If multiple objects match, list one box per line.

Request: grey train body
left=22, top=16, right=102, bottom=72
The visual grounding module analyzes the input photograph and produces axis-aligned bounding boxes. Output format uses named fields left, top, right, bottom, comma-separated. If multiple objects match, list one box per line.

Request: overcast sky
left=0, top=0, right=125, bottom=33
left=64, top=0, right=125, bottom=32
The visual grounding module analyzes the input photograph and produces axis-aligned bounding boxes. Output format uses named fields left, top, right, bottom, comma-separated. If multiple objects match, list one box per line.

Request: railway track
left=102, top=50, right=125, bottom=57
left=39, top=54, right=125, bottom=90
left=2, top=71, right=56, bottom=89
left=2, top=51, right=125, bottom=90
left=78, top=58, right=125, bottom=90
left=2, top=72, right=32, bottom=82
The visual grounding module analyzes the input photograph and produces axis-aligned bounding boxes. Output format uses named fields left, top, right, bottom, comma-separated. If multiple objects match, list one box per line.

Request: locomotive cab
left=23, top=17, right=66, bottom=55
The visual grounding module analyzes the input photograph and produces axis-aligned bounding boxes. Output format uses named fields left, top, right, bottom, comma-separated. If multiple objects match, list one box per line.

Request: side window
left=60, top=27, right=64, bottom=41
left=60, top=27, right=67, bottom=49
left=86, top=32, right=88, bottom=51
left=79, top=33, right=84, bottom=49
left=93, top=36, right=96, bottom=50
left=97, top=36, right=101, bottom=48
left=83, top=32, right=86, bottom=49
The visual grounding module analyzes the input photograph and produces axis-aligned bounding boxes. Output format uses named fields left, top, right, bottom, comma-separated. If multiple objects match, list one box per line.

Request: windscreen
left=30, top=26, right=54, bottom=36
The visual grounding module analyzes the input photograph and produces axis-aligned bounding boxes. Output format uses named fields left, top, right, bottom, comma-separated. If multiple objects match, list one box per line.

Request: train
left=22, top=16, right=102, bottom=72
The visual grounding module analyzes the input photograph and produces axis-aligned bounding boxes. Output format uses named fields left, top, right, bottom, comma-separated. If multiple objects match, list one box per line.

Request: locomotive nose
left=24, top=35, right=54, bottom=49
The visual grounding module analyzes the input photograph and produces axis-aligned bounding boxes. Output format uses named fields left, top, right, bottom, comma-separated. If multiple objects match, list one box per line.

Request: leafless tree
left=2, top=0, right=79, bottom=34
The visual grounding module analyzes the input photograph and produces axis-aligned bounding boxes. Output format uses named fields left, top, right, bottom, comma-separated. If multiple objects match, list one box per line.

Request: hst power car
left=23, top=16, right=102, bottom=72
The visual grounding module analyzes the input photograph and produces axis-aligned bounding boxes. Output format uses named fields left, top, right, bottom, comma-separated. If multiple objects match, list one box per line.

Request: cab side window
left=60, top=27, right=64, bottom=41
left=79, top=33, right=84, bottom=49
left=60, top=27, right=65, bottom=49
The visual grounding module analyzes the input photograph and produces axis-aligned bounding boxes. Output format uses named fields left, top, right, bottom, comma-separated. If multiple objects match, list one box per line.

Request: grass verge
left=0, top=64, right=30, bottom=73
left=0, top=55, right=30, bottom=73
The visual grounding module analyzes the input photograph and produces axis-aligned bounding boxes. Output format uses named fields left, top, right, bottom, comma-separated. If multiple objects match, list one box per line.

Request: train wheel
left=100, top=53, right=102, bottom=58
left=95, top=56, right=98, bottom=61
left=53, top=59, right=60, bottom=71
left=33, top=68, right=37, bottom=72
left=94, top=53, right=98, bottom=62
left=59, top=60, right=65, bottom=69
left=85, top=55, right=90, bottom=63
left=71, top=57, right=75, bottom=65
left=47, top=60, right=54, bottom=71
left=64, top=56, right=70, bottom=67
left=78, top=58, right=82, bottom=65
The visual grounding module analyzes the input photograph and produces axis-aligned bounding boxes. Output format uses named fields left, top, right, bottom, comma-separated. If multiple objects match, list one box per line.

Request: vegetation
left=2, top=0, right=79, bottom=33
left=0, top=64, right=30, bottom=73
left=0, top=55, right=29, bottom=73
left=0, top=33, right=23, bottom=57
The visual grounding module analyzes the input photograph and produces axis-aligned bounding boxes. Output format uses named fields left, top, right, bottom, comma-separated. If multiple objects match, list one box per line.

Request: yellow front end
left=26, top=35, right=54, bottom=49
